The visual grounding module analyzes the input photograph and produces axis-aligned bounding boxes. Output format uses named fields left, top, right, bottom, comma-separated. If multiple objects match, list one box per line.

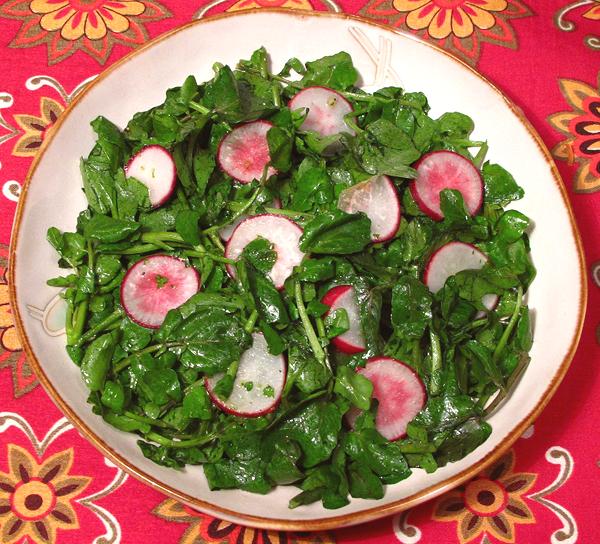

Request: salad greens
left=47, top=48, right=534, bottom=509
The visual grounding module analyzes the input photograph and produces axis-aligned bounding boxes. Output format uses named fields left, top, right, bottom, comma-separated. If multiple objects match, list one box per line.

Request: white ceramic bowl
left=9, top=10, right=586, bottom=530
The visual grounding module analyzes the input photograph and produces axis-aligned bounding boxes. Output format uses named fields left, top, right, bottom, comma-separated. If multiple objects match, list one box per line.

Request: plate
left=9, top=10, right=586, bottom=530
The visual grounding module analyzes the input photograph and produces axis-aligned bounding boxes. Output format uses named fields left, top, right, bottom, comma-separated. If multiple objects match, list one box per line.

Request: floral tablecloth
left=0, top=1, right=599, bottom=543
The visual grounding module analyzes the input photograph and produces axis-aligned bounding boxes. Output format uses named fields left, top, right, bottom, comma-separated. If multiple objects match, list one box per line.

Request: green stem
left=207, top=232, right=225, bottom=253
left=483, top=353, right=530, bottom=416
left=492, top=285, right=523, bottom=363
left=68, top=300, right=88, bottom=346
left=145, top=430, right=222, bottom=449
left=189, top=100, right=211, bottom=115
left=141, top=232, right=186, bottom=244
left=107, top=243, right=158, bottom=255
left=428, top=328, right=443, bottom=396
left=124, top=411, right=170, bottom=429
left=184, top=249, right=234, bottom=264
left=74, top=308, right=123, bottom=348
left=316, top=317, right=326, bottom=340
left=263, top=207, right=313, bottom=219
left=203, top=185, right=263, bottom=234
left=114, top=344, right=165, bottom=373
left=294, top=282, right=330, bottom=371
left=244, top=310, right=259, bottom=333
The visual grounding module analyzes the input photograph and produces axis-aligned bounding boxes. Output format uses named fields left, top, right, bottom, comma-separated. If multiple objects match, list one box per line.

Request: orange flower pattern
left=0, top=0, right=172, bottom=65
left=153, top=498, right=336, bottom=544
left=359, top=0, right=532, bottom=65
left=548, top=73, right=600, bottom=193
left=0, top=444, right=91, bottom=544
left=227, top=0, right=314, bottom=13
left=432, top=449, right=536, bottom=543
left=12, top=97, right=63, bottom=158
left=0, top=244, right=37, bottom=397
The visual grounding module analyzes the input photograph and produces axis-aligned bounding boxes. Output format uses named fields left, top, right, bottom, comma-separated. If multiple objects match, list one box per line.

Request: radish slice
left=225, top=214, right=304, bottom=289
left=424, top=241, right=498, bottom=311
left=120, top=255, right=200, bottom=329
left=410, top=151, right=483, bottom=220
left=338, top=175, right=401, bottom=243
left=289, top=86, right=354, bottom=137
left=347, top=357, right=426, bottom=441
left=205, top=333, right=286, bottom=417
left=219, top=197, right=282, bottom=242
left=322, top=285, right=365, bottom=354
left=217, top=120, right=277, bottom=184
left=125, top=145, right=176, bottom=208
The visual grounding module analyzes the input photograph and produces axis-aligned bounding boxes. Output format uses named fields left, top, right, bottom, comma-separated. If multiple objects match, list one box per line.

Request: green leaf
left=334, top=366, right=372, bottom=410
left=483, top=163, right=524, bottom=206
left=182, top=382, right=213, bottom=420
left=83, top=214, right=139, bottom=243
left=81, top=332, right=118, bottom=392
left=391, top=277, right=432, bottom=340
left=300, top=210, right=371, bottom=255
left=175, top=209, right=202, bottom=245
left=300, top=52, right=358, bottom=90
left=267, top=125, right=293, bottom=172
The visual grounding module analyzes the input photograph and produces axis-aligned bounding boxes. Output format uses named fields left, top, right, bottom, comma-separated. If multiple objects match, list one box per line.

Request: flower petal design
left=49, top=501, right=79, bottom=529
left=559, top=78, right=599, bottom=111
left=469, top=0, right=507, bottom=11
left=487, top=513, right=515, bottom=542
left=60, top=10, right=87, bottom=40
left=405, top=2, right=439, bottom=30
left=97, top=7, right=131, bottom=33
left=505, top=496, right=535, bottom=522
left=1, top=327, right=21, bottom=352
left=452, top=7, right=475, bottom=38
left=53, top=475, right=91, bottom=498
left=501, top=472, right=537, bottom=495
left=393, top=0, right=430, bottom=10
left=462, top=3, right=496, bottom=29
left=84, top=10, right=108, bottom=40
left=583, top=5, right=600, bottom=20
left=433, top=491, right=465, bottom=519
left=39, top=5, right=74, bottom=31
left=428, top=7, right=453, bottom=38
left=38, top=448, right=74, bottom=484
left=103, top=1, right=146, bottom=15
left=30, top=0, right=69, bottom=15
left=485, top=450, right=514, bottom=481
left=459, top=511, right=484, bottom=542
left=8, top=444, right=36, bottom=481
left=0, top=513, right=26, bottom=544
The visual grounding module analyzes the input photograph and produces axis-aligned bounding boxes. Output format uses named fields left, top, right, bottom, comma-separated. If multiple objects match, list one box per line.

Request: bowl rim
left=8, top=8, right=588, bottom=531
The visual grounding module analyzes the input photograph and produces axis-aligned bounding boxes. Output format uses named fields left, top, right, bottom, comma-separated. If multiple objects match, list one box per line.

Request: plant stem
left=294, top=281, right=330, bottom=371
left=68, top=299, right=88, bottom=346
left=114, top=344, right=165, bottom=373
left=263, top=207, right=313, bottom=219
left=184, top=249, right=234, bottom=264
left=145, top=431, right=219, bottom=449
left=492, top=285, right=523, bottom=363
left=189, top=100, right=211, bottom=115
left=207, top=232, right=225, bottom=253
left=203, top=185, right=263, bottom=234
left=74, top=308, right=123, bottom=348
left=244, top=310, right=259, bottom=333
left=483, top=353, right=530, bottom=416
left=124, top=411, right=170, bottom=429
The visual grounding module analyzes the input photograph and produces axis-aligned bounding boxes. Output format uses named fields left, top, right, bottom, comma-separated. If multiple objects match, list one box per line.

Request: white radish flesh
left=338, top=175, right=401, bottom=242
left=205, top=333, right=286, bottom=417
left=120, top=255, right=200, bottom=329
left=289, top=86, right=354, bottom=138
left=225, top=214, right=304, bottom=289
left=347, top=357, right=426, bottom=441
left=217, top=120, right=277, bottom=184
left=410, top=150, right=483, bottom=220
left=424, top=241, right=498, bottom=311
left=125, top=145, right=176, bottom=208
left=321, top=285, right=365, bottom=354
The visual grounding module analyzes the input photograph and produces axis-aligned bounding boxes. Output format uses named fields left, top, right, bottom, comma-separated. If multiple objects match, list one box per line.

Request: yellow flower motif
left=0, top=282, right=21, bottom=352
left=12, top=96, right=63, bottom=158
left=30, top=0, right=145, bottom=41
left=393, top=0, right=507, bottom=39
left=433, top=449, right=536, bottom=543
left=583, top=1, right=600, bottom=20
left=0, top=445, right=91, bottom=544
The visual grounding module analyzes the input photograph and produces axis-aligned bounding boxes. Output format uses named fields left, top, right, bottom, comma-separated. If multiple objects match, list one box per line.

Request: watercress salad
left=47, top=48, right=535, bottom=509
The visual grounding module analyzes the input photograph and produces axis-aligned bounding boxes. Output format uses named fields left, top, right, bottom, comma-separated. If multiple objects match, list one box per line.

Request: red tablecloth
left=0, top=1, right=599, bottom=543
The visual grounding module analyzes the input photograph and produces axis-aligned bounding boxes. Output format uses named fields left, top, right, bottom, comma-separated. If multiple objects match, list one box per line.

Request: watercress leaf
left=348, top=462, right=384, bottom=500
left=81, top=332, right=118, bottom=392
left=290, top=158, right=333, bottom=212
left=242, top=237, right=276, bottom=275
left=100, top=380, right=125, bottom=413
left=267, top=125, right=293, bottom=173
left=138, top=441, right=183, bottom=469
left=285, top=325, right=330, bottom=393
left=265, top=439, right=303, bottom=485
left=204, top=457, right=271, bottom=494
left=325, top=308, right=350, bottom=339
left=300, top=210, right=371, bottom=255
left=334, top=366, right=372, bottom=410
left=391, top=277, right=432, bottom=339
left=435, top=419, right=492, bottom=466
left=300, top=52, right=358, bottom=91
left=483, top=162, right=524, bottom=206
left=193, top=149, right=215, bottom=197
left=245, top=262, right=289, bottom=326
left=83, top=214, right=139, bottom=243
left=182, top=382, right=213, bottom=420
left=175, top=209, right=202, bottom=245
left=139, top=368, right=182, bottom=406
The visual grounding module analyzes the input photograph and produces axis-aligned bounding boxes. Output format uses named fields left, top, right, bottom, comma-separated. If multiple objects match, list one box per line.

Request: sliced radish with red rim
left=225, top=214, right=304, bottom=289
left=205, top=333, right=286, bottom=417
left=410, top=150, right=483, bottom=220
left=125, top=145, right=176, bottom=208
left=338, top=175, right=401, bottom=243
left=347, top=357, right=426, bottom=441
left=217, top=120, right=277, bottom=184
left=424, top=241, right=498, bottom=311
left=120, top=255, right=200, bottom=329
left=219, top=197, right=282, bottom=242
left=322, top=285, right=365, bottom=354
left=289, top=86, right=354, bottom=138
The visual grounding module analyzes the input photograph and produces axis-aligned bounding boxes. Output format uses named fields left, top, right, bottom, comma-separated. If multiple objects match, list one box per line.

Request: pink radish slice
left=424, top=241, right=498, bottom=311
left=338, top=175, right=401, bottom=243
left=347, top=357, right=427, bottom=441
left=289, top=86, right=354, bottom=137
left=219, top=198, right=282, bottom=242
left=205, top=333, right=286, bottom=417
left=120, top=255, right=200, bottom=329
left=125, top=145, right=176, bottom=208
left=225, top=214, right=304, bottom=289
left=410, top=151, right=483, bottom=220
left=217, top=120, right=277, bottom=184
left=322, top=285, right=365, bottom=354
